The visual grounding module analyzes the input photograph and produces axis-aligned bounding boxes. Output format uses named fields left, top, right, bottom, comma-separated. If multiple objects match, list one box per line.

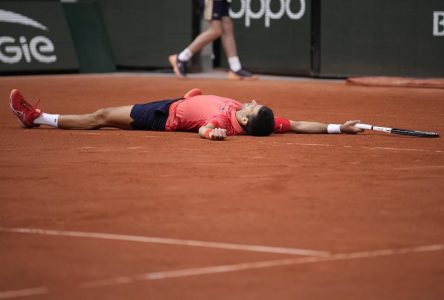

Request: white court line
left=1, top=242, right=443, bottom=299
left=365, top=146, right=425, bottom=152
left=281, top=142, right=443, bottom=153
left=395, top=165, right=444, bottom=170
left=0, top=228, right=330, bottom=257
left=80, top=243, right=444, bottom=288
left=284, top=142, right=331, bottom=147
left=0, top=287, right=48, bottom=300
left=364, top=146, right=443, bottom=153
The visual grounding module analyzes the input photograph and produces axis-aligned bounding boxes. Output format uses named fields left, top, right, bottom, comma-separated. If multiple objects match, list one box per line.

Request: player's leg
left=57, top=106, right=134, bottom=130
left=9, top=88, right=134, bottom=130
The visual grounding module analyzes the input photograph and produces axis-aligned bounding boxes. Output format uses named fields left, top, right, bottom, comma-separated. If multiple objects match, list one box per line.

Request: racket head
left=391, top=128, right=440, bottom=138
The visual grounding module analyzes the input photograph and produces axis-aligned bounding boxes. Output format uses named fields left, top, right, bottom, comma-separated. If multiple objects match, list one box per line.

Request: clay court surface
left=0, top=74, right=443, bottom=299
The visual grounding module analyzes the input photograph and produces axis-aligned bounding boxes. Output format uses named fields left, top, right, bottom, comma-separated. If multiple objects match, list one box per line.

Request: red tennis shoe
left=9, top=89, right=41, bottom=128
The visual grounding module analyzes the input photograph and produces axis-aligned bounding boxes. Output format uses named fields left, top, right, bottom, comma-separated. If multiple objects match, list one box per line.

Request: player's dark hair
left=245, top=106, right=275, bottom=136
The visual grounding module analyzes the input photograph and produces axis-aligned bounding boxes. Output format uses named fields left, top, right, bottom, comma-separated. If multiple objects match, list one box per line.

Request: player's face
left=242, top=100, right=263, bottom=118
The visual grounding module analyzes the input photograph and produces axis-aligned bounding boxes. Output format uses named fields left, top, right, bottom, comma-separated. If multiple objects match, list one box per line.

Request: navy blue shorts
left=201, top=0, right=230, bottom=20
left=130, top=99, right=180, bottom=131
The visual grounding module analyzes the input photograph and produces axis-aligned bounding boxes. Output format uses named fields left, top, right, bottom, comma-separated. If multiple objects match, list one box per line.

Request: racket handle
left=355, top=123, right=372, bottom=130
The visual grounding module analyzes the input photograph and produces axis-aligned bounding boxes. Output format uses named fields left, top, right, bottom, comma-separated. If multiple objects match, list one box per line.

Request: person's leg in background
left=169, top=0, right=256, bottom=80
left=169, top=19, right=223, bottom=78
left=220, top=15, right=257, bottom=80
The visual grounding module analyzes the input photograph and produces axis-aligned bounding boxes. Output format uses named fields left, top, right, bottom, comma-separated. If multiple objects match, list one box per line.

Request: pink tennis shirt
left=165, top=95, right=290, bottom=135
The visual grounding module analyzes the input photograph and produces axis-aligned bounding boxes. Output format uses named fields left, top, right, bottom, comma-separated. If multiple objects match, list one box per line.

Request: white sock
left=178, top=48, right=193, bottom=62
left=228, top=56, right=242, bottom=72
left=34, top=113, right=59, bottom=128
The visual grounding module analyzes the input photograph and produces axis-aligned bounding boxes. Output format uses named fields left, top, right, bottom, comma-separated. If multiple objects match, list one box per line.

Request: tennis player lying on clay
left=9, top=88, right=363, bottom=140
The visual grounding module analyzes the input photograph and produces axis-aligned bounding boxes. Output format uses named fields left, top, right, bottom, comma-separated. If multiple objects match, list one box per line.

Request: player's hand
left=210, top=128, right=227, bottom=140
left=340, top=120, right=364, bottom=134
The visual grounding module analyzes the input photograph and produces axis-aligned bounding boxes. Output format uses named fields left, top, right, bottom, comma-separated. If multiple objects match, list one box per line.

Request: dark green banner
left=63, top=1, right=115, bottom=73
left=318, top=0, right=444, bottom=77
left=96, top=0, right=193, bottom=69
left=0, top=1, right=79, bottom=73
left=228, top=0, right=311, bottom=75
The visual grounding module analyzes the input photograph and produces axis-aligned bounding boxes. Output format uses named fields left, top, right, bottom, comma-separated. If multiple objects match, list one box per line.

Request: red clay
left=1, top=74, right=443, bottom=299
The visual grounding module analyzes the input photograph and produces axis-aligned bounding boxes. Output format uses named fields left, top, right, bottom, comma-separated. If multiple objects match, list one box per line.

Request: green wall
left=318, top=0, right=444, bottom=77
left=2, top=0, right=443, bottom=77
left=96, top=0, right=193, bottom=69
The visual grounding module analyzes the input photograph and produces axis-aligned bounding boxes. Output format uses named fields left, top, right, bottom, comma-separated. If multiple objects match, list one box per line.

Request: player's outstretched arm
left=289, top=120, right=364, bottom=134
left=198, top=124, right=227, bottom=140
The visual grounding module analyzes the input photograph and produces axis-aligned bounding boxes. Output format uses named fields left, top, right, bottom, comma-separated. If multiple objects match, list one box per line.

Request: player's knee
left=92, top=108, right=109, bottom=126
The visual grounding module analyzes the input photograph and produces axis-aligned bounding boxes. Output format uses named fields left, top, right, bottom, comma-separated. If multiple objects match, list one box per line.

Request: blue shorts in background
left=201, top=0, right=230, bottom=20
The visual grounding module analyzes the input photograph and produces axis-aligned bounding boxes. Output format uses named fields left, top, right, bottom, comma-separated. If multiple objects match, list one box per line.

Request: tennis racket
left=356, top=123, right=439, bottom=138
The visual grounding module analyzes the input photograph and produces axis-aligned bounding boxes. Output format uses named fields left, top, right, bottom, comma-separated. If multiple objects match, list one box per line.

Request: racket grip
left=355, top=123, right=372, bottom=130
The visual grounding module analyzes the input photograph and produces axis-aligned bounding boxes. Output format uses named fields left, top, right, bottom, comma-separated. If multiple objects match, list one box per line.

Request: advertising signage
left=228, top=0, right=311, bottom=75
left=0, top=1, right=78, bottom=73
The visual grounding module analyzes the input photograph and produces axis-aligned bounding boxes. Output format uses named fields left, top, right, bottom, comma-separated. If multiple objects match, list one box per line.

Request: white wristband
left=327, top=124, right=342, bottom=134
